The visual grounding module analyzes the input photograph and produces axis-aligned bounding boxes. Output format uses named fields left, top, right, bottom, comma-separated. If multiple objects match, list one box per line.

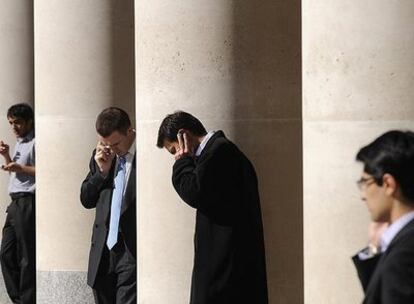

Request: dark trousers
left=93, top=238, right=136, bottom=304
left=0, top=193, right=36, bottom=304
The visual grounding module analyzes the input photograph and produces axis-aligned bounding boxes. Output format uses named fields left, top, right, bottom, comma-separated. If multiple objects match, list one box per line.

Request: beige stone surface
left=35, top=0, right=135, bottom=272
left=35, top=1, right=113, bottom=118
left=36, top=118, right=96, bottom=270
left=303, top=1, right=414, bottom=302
left=136, top=0, right=301, bottom=122
left=303, top=0, right=414, bottom=121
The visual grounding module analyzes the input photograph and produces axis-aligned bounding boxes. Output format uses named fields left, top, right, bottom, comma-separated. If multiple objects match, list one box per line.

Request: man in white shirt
left=0, top=103, right=36, bottom=304
left=353, top=130, right=414, bottom=304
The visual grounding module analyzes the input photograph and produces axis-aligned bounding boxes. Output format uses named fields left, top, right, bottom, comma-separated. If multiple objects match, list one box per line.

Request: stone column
left=136, top=1, right=302, bottom=303
left=35, top=1, right=134, bottom=302
left=0, top=1, right=33, bottom=302
left=303, top=1, right=414, bottom=303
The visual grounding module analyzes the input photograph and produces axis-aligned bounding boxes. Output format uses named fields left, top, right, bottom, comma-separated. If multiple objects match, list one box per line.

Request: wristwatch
left=367, top=243, right=380, bottom=257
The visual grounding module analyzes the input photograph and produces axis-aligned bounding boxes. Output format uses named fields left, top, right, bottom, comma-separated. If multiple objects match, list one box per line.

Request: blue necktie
left=107, top=155, right=126, bottom=249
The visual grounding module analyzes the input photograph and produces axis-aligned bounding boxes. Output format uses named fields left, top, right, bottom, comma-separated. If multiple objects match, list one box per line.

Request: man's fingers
left=95, top=151, right=106, bottom=163
left=96, top=144, right=104, bottom=152
left=177, top=132, right=184, bottom=151
left=95, top=149, right=113, bottom=164
left=183, top=133, right=189, bottom=153
left=2, top=163, right=14, bottom=171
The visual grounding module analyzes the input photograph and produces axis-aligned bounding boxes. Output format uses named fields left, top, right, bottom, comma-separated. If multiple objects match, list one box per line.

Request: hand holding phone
left=94, top=142, right=115, bottom=176
left=174, top=129, right=195, bottom=160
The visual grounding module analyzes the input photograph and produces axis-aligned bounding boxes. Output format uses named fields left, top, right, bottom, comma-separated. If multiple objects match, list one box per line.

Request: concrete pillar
left=35, top=1, right=134, bottom=302
left=0, top=1, right=33, bottom=302
left=303, top=1, right=414, bottom=303
left=136, top=1, right=302, bottom=303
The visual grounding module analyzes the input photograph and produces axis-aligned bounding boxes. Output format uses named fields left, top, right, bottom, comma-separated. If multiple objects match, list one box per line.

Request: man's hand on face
left=174, top=130, right=195, bottom=161
left=94, top=142, right=115, bottom=177
left=1, top=162, right=22, bottom=173
left=0, top=141, right=10, bottom=157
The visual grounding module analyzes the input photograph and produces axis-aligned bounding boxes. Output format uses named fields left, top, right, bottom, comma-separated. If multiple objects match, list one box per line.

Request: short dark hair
left=96, top=107, right=131, bottom=137
left=7, top=103, right=34, bottom=121
left=356, top=130, right=414, bottom=202
left=157, top=111, right=207, bottom=148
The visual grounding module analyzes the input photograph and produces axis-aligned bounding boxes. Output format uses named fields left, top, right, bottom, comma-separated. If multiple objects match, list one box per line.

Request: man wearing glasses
left=353, top=130, right=414, bottom=304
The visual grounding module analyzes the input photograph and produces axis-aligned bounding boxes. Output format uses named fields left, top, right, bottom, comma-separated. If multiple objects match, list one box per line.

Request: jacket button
left=95, top=224, right=98, bottom=228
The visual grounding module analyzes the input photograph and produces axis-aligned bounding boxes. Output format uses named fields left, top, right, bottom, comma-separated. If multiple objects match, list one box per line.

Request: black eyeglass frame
left=356, top=177, right=377, bottom=190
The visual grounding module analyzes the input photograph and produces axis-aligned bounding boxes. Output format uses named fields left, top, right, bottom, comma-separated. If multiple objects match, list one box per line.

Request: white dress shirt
left=195, top=131, right=215, bottom=157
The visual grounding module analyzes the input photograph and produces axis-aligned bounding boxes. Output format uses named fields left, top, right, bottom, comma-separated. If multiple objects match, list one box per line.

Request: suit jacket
left=80, top=150, right=136, bottom=287
left=172, top=131, right=268, bottom=304
left=353, top=218, right=414, bottom=304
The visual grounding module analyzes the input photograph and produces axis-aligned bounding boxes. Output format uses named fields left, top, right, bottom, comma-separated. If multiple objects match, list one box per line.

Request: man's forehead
left=99, top=131, right=123, bottom=145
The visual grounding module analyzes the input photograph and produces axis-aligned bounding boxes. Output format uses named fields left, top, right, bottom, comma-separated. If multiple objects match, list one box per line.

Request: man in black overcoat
left=157, top=111, right=268, bottom=304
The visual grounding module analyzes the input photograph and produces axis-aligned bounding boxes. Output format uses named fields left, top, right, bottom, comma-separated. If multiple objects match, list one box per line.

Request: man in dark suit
left=353, top=130, right=414, bottom=304
left=157, top=111, right=268, bottom=304
left=81, top=107, right=136, bottom=304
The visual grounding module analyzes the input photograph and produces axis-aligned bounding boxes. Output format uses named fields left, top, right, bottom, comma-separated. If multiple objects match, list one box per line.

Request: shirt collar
left=195, top=131, right=215, bottom=157
left=118, top=138, right=136, bottom=162
left=380, top=211, right=414, bottom=252
left=126, top=138, right=136, bottom=161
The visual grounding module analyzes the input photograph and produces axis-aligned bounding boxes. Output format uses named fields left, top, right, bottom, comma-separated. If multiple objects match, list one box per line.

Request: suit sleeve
left=381, top=247, right=414, bottom=303
left=172, top=142, right=238, bottom=216
left=80, top=150, right=108, bottom=209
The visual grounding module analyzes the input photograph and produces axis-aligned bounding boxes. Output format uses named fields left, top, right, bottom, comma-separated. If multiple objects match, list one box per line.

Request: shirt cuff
left=358, top=244, right=380, bottom=260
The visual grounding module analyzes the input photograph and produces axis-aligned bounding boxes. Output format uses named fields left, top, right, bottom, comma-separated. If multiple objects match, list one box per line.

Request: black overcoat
left=353, top=218, right=414, bottom=304
left=172, top=131, right=268, bottom=304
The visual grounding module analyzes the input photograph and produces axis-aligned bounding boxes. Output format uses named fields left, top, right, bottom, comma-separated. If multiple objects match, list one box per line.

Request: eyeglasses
left=356, top=177, right=376, bottom=190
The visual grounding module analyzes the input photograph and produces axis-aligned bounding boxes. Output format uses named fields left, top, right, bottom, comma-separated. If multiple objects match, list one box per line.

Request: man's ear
left=127, top=126, right=135, bottom=135
left=383, top=173, right=398, bottom=197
